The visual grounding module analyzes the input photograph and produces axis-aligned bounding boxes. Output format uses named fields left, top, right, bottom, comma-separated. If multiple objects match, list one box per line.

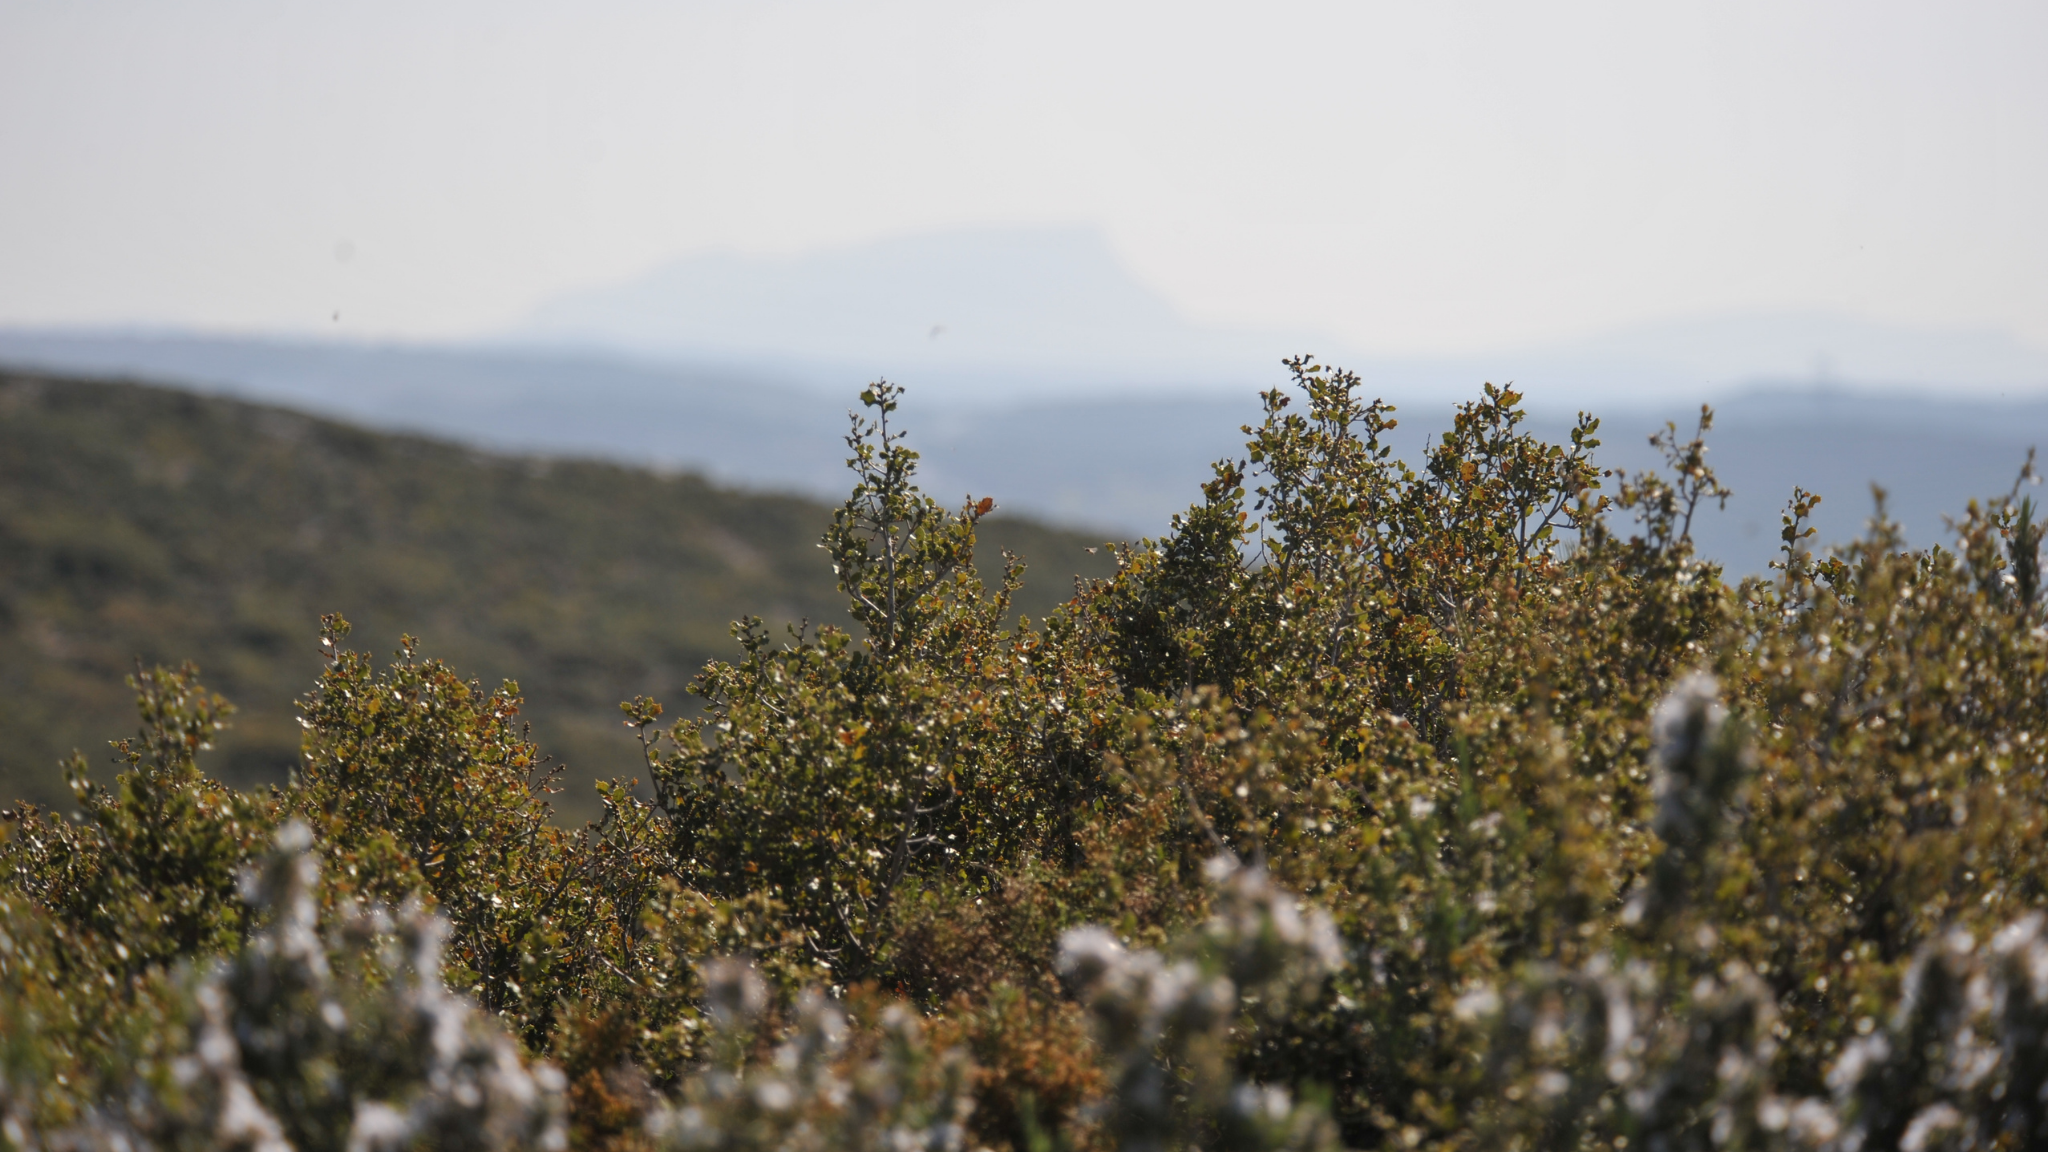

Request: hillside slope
left=3, top=330, right=2041, bottom=564
left=0, top=370, right=1114, bottom=818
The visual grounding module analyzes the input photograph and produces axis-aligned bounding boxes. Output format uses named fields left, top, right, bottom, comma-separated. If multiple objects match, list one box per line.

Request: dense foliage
left=0, top=371, right=1111, bottom=817
left=3, top=363, right=2045, bottom=1152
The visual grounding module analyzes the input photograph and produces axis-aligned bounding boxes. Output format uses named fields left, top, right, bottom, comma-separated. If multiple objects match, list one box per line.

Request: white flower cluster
left=1626, top=671, right=1751, bottom=928
left=1460, top=954, right=1840, bottom=1151
left=27, top=822, right=567, bottom=1152
left=1055, top=855, right=1343, bottom=1152
left=645, top=958, right=974, bottom=1152
left=1829, top=912, right=2048, bottom=1152
left=1460, top=677, right=2048, bottom=1152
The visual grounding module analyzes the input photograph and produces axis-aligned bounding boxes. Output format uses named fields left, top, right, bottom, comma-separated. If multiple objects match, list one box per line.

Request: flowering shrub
left=8, top=821, right=569, bottom=1152
left=1827, top=913, right=2048, bottom=1152
left=1056, top=855, right=1344, bottom=1152
left=5, top=366, right=2047, bottom=1151
left=643, top=959, right=974, bottom=1152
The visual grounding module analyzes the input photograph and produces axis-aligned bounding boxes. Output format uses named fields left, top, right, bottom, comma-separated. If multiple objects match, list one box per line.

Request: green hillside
left=0, top=369, right=1115, bottom=818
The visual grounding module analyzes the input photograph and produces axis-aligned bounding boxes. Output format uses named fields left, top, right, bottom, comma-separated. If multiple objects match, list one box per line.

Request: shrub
left=5, top=367, right=2047, bottom=1152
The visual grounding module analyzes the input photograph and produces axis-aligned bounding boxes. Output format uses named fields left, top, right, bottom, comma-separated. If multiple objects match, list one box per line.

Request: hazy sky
left=3, top=1, right=2044, bottom=357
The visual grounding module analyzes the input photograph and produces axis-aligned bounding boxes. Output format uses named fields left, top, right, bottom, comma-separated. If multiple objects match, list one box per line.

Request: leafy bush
left=4, top=364, right=2047, bottom=1151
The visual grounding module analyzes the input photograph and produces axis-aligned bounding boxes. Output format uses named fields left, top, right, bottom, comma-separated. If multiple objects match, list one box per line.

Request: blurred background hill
left=0, top=368, right=1114, bottom=820
left=4, top=307, right=2042, bottom=575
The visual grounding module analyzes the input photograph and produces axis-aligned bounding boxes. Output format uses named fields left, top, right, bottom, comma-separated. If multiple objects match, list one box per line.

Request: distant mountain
left=1, top=328, right=2041, bottom=573
left=508, top=225, right=2048, bottom=407
left=513, top=226, right=1312, bottom=402
left=0, top=369, right=1113, bottom=819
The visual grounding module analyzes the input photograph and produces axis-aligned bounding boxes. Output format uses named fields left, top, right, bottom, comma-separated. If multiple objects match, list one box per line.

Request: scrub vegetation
left=0, top=371, right=1111, bottom=820
left=3, top=363, right=2045, bottom=1152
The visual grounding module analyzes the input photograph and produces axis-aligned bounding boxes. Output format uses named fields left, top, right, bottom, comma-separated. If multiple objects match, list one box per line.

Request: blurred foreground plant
left=1057, top=855, right=1345, bottom=1152
left=7, top=821, right=568, bottom=1152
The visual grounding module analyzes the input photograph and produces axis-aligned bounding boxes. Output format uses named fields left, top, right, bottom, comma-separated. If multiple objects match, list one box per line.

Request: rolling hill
left=2, top=329, right=2042, bottom=573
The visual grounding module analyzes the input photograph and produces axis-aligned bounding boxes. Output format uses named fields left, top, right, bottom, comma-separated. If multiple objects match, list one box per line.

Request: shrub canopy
left=3, top=365, right=2046, bottom=1152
